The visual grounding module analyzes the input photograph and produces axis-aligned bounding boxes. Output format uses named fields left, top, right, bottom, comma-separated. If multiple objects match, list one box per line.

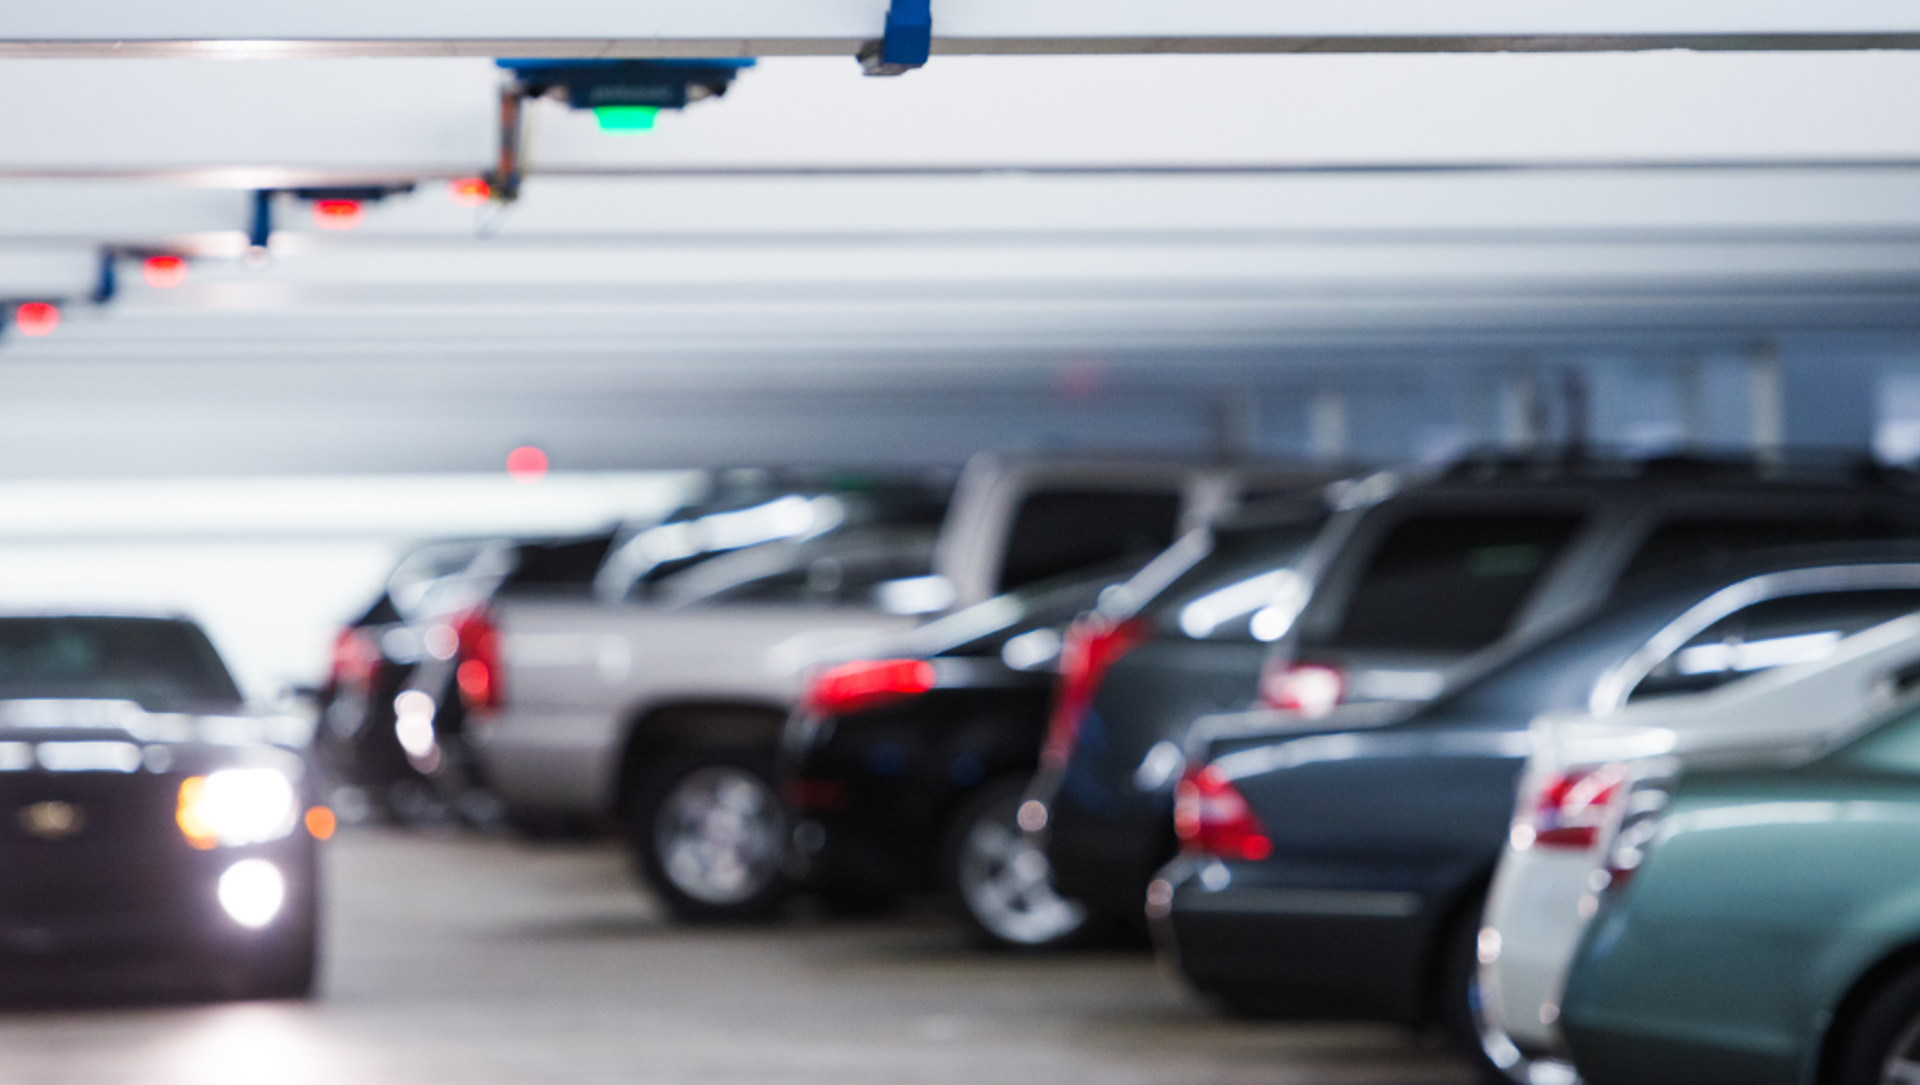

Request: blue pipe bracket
left=860, top=0, right=931, bottom=76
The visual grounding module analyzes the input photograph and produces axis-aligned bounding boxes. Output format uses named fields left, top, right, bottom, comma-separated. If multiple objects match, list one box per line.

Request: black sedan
left=1153, top=545, right=1920, bottom=1070
left=779, top=564, right=1142, bottom=947
left=0, top=615, right=325, bottom=998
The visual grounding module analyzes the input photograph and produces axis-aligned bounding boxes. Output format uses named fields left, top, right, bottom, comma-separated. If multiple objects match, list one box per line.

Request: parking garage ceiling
left=8, top=0, right=1920, bottom=55
left=0, top=45, right=1917, bottom=473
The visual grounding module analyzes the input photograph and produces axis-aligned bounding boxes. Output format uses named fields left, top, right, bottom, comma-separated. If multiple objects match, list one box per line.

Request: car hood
left=0, top=698, right=310, bottom=764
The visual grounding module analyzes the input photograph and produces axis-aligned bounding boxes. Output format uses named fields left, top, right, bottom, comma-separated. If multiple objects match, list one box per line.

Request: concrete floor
left=0, top=828, right=1471, bottom=1085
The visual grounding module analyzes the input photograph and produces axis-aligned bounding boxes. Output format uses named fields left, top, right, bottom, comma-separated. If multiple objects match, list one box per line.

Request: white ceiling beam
left=5, top=168, right=1920, bottom=243
left=5, top=1, right=1920, bottom=57
left=6, top=56, right=1920, bottom=180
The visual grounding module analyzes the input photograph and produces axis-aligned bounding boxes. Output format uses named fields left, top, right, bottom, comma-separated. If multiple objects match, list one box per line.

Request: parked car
left=596, top=469, right=955, bottom=603
left=466, top=454, right=1319, bottom=921
left=778, top=559, right=1153, bottom=948
left=0, top=614, right=324, bottom=998
left=1478, top=609, right=1920, bottom=1084
left=1020, top=499, right=1337, bottom=934
left=1152, top=547, right=1920, bottom=1073
left=315, top=531, right=615, bottom=823
left=315, top=469, right=951, bottom=823
left=1033, top=454, right=1920, bottom=932
left=1555, top=636, right=1920, bottom=1085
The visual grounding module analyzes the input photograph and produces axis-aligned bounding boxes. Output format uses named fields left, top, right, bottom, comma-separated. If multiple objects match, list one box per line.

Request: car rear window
left=1139, top=518, right=1328, bottom=641
left=1621, top=515, right=1904, bottom=582
left=659, top=528, right=940, bottom=608
left=998, top=489, right=1183, bottom=593
left=0, top=617, right=243, bottom=712
left=498, top=534, right=618, bottom=596
left=1323, top=512, right=1588, bottom=652
left=1630, top=588, right=1920, bottom=702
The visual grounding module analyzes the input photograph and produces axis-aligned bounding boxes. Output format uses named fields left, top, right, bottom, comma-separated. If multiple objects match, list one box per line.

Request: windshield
left=0, top=617, right=243, bottom=712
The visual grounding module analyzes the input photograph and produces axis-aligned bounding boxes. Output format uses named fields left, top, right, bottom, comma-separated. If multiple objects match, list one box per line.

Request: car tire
left=1831, top=963, right=1920, bottom=1085
left=943, top=777, right=1089, bottom=950
left=631, top=753, right=791, bottom=922
left=1441, top=896, right=1511, bottom=1085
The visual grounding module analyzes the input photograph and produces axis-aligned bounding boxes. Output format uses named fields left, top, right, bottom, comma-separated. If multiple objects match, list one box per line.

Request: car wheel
left=944, top=778, right=1088, bottom=949
left=632, top=754, right=790, bottom=922
left=1831, top=964, right=1920, bottom=1085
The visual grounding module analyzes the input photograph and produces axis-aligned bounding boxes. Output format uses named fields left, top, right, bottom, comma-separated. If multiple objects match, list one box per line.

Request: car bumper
left=1155, top=856, right=1433, bottom=1022
left=0, top=838, right=317, bottom=981
left=1478, top=845, right=1600, bottom=1077
left=1041, top=786, right=1175, bottom=923
left=787, top=807, right=927, bottom=897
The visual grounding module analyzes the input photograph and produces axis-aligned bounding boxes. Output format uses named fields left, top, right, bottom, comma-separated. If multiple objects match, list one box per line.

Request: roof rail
left=1436, top=446, right=1919, bottom=490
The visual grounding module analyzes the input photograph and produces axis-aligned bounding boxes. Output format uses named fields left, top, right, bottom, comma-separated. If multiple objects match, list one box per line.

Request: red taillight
left=452, top=608, right=503, bottom=712
left=806, top=659, right=937, bottom=716
left=328, top=627, right=379, bottom=689
left=1259, top=661, right=1345, bottom=717
left=1526, top=763, right=1628, bottom=850
left=1041, top=615, right=1149, bottom=770
left=1173, top=765, right=1273, bottom=861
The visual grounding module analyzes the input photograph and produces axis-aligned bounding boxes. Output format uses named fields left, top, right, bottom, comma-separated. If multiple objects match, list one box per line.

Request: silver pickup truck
left=452, top=455, right=1301, bottom=918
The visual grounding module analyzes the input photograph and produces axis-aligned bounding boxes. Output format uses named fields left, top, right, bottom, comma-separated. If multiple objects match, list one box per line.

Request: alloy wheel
left=653, top=765, right=786, bottom=906
left=957, top=806, right=1087, bottom=946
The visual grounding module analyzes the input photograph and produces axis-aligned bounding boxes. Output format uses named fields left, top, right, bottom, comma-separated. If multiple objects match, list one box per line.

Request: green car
left=1559, top=686, right=1920, bottom=1085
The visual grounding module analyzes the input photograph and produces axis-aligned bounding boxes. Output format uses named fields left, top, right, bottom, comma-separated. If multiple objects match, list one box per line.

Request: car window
left=498, top=534, right=617, bottom=596
left=1629, top=589, right=1920, bottom=702
left=1320, top=512, right=1588, bottom=652
left=1621, top=515, right=1902, bottom=582
left=0, top=617, right=243, bottom=712
left=1142, top=518, right=1328, bottom=642
left=704, top=549, right=934, bottom=607
left=617, top=483, right=951, bottom=599
left=998, top=489, right=1183, bottom=593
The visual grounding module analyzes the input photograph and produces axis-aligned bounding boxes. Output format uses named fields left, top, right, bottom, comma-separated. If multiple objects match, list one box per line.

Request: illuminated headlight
left=177, top=769, right=297, bottom=849
left=217, top=859, right=286, bottom=928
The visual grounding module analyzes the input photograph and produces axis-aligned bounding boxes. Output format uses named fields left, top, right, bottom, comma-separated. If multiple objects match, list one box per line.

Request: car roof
left=1403, top=450, right=1920, bottom=498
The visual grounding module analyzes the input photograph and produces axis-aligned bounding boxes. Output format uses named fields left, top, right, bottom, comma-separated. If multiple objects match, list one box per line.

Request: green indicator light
left=594, top=106, right=659, bottom=132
